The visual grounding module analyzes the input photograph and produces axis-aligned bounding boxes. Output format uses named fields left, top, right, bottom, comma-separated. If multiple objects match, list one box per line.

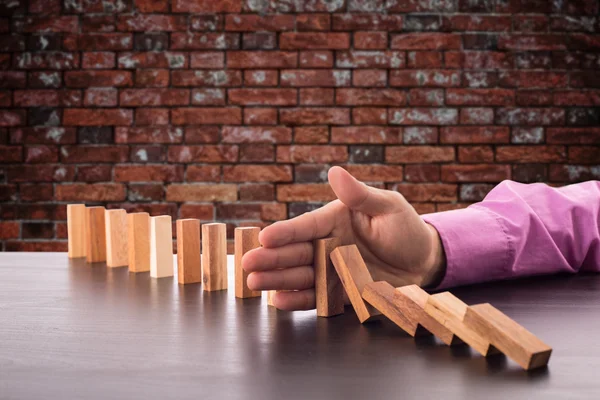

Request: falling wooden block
left=150, top=215, right=174, bottom=279
left=176, top=219, right=201, bottom=285
left=314, top=237, right=344, bottom=317
left=105, top=209, right=128, bottom=268
left=464, top=303, right=552, bottom=370
left=202, top=223, right=227, bottom=291
left=395, top=285, right=462, bottom=346
left=330, top=244, right=381, bottom=323
left=425, top=292, right=498, bottom=357
left=363, top=281, right=424, bottom=335
left=85, top=206, right=106, bottom=263
left=128, top=212, right=150, bottom=273
left=67, top=204, right=86, bottom=258
left=234, top=227, right=261, bottom=298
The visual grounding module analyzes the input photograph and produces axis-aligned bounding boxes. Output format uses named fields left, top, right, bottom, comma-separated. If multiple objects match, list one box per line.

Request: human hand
left=242, top=166, right=446, bottom=311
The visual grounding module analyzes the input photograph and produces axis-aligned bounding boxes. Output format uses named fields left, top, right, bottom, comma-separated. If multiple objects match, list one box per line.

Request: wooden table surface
left=1, top=253, right=599, bottom=399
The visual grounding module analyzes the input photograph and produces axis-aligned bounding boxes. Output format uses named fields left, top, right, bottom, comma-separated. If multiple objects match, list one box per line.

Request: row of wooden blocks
left=66, top=204, right=268, bottom=298
left=314, top=238, right=552, bottom=371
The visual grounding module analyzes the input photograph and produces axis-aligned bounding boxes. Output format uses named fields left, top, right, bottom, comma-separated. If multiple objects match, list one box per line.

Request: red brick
left=514, top=15, right=549, bottom=32
left=389, top=108, right=458, bottom=125
left=459, top=184, right=494, bottom=201
left=170, top=33, right=239, bottom=50
left=225, top=14, right=294, bottom=31
left=389, top=183, right=457, bottom=202
left=21, top=15, right=78, bottom=32
left=463, top=51, right=513, bottom=69
left=10, top=127, right=76, bottom=144
left=0, top=72, right=25, bottom=89
left=223, top=165, right=292, bottom=182
left=353, top=69, right=386, bottom=87
left=171, top=108, right=241, bottom=125
left=184, top=126, right=220, bottom=144
left=63, top=109, right=132, bottom=126
left=546, top=127, right=600, bottom=144
left=569, top=146, right=600, bottom=164
left=280, top=108, right=349, bottom=125
left=299, top=51, right=333, bottom=68
left=499, top=71, right=568, bottom=89
left=190, top=15, right=223, bottom=31
left=136, top=69, right=169, bottom=88
left=391, top=33, right=461, bottom=50
left=336, top=51, right=405, bottom=68
left=332, top=14, right=403, bottom=31
left=496, top=108, right=565, bottom=125
left=442, top=164, right=510, bottom=182
left=116, top=127, right=182, bottom=144
left=571, top=71, right=600, bottom=88
left=569, top=34, right=600, bottom=51
left=553, top=91, right=600, bottom=106
left=186, top=165, right=221, bottom=182
left=13, top=52, right=79, bottom=69
left=190, top=89, right=225, bottom=106
left=409, top=88, right=444, bottom=106
left=354, top=32, right=387, bottom=49
left=386, top=146, right=455, bottom=164
left=281, top=33, right=349, bottom=49
left=20, top=183, right=53, bottom=201
left=13, top=89, right=80, bottom=107
left=127, top=184, right=165, bottom=201
left=179, top=204, right=215, bottom=220
left=498, top=34, right=567, bottom=50
left=190, top=52, right=224, bottom=69
left=277, top=145, right=347, bottom=163
left=516, top=90, right=553, bottom=106
left=83, top=88, right=117, bottom=107
left=239, top=184, right=274, bottom=201
left=114, top=165, right=183, bottom=182
left=77, top=165, right=113, bottom=182
left=404, top=164, right=440, bottom=182
left=116, top=15, right=186, bottom=31
left=244, top=108, right=277, bottom=125
left=0, top=110, right=26, bottom=127
left=0, top=221, right=19, bottom=239
left=352, top=107, right=387, bottom=125
left=135, top=0, right=168, bottom=12
left=331, top=127, right=401, bottom=144
left=441, top=126, right=510, bottom=144
left=443, top=15, right=511, bottom=31
left=55, top=183, right=125, bottom=201
left=81, top=52, right=115, bottom=69
left=167, top=145, right=238, bottom=163
left=120, top=89, right=189, bottom=106
left=297, top=14, right=330, bottom=31
left=403, top=127, right=438, bottom=144
left=65, top=71, right=131, bottom=88
left=171, top=70, right=241, bottom=87
left=166, top=184, right=238, bottom=202
left=294, top=126, right=328, bottom=143
left=118, top=52, right=188, bottom=69
left=407, top=51, right=443, bottom=68
left=276, top=184, right=335, bottom=202
left=60, top=145, right=127, bottom=163
left=446, top=89, right=515, bottom=106
left=299, top=88, right=334, bottom=105
left=240, top=144, right=274, bottom=162
left=0, top=145, right=22, bottom=162
left=24, top=145, right=57, bottom=163
left=460, top=108, right=494, bottom=125
left=496, top=146, right=567, bottom=163
left=342, top=164, right=403, bottom=182
left=63, top=33, right=132, bottom=51
left=281, top=69, right=350, bottom=87
left=222, top=126, right=292, bottom=143
left=336, top=89, right=407, bottom=106
left=390, top=70, right=461, bottom=87
left=244, top=70, right=278, bottom=87
left=80, top=15, right=115, bottom=33
left=228, top=89, right=297, bottom=106
left=227, top=51, right=297, bottom=68
left=21, top=222, right=54, bottom=239
left=172, top=0, right=241, bottom=12
left=458, top=146, right=495, bottom=163
left=549, top=165, right=600, bottom=182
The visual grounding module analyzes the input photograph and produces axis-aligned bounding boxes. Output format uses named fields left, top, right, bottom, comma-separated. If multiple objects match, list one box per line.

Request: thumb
left=328, top=166, right=407, bottom=216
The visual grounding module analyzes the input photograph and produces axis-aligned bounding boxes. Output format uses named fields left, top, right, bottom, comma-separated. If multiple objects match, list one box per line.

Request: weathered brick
left=225, top=14, right=295, bottom=31
left=14, top=52, right=80, bottom=69
left=190, top=52, right=224, bottom=69
left=386, top=146, right=455, bottom=164
left=443, top=15, right=511, bottom=31
left=172, top=0, right=241, bottom=12
left=299, top=51, right=333, bottom=68
left=496, top=145, right=567, bottom=163
left=14, top=89, right=81, bottom=107
left=277, top=145, right=347, bottom=163
left=244, top=108, right=277, bottom=125
left=240, top=144, right=274, bottom=162
left=171, top=108, right=242, bottom=125
left=495, top=108, right=565, bottom=125
left=353, top=69, right=387, bottom=87
left=516, top=90, right=553, bottom=106
left=332, top=13, right=403, bottom=31
left=65, top=71, right=132, bottom=87
left=331, top=126, right=402, bottom=144
left=130, top=146, right=165, bottom=163
left=299, top=88, right=334, bottom=105
left=390, top=183, right=457, bottom=202
left=294, top=164, right=328, bottom=182
left=441, top=126, right=510, bottom=143
left=10, top=127, right=76, bottom=144
left=239, top=183, right=274, bottom=201
left=569, top=146, right=600, bottom=164
left=459, top=183, right=494, bottom=201
left=117, top=15, right=187, bottom=31
left=498, top=34, right=567, bottom=51
left=190, top=15, right=223, bottom=31
left=84, top=88, right=117, bottom=107
left=336, top=51, right=405, bottom=68
left=499, top=71, right=567, bottom=88
left=120, top=89, right=189, bottom=106
left=24, top=145, right=58, bottom=163
left=76, top=165, right=112, bottom=182
left=114, top=165, right=184, bottom=182
left=403, top=127, right=438, bottom=144
left=391, top=33, right=461, bottom=50
left=82, top=52, right=115, bottom=69
left=389, top=108, right=458, bottom=125
left=222, top=126, right=292, bottom=143
left=56, top=183, right=126, bottom=201
left=167, top=145, right=238, bottom=163
left=128, top=184, right=165, bottom=202
left=511, top=127, right=544, bottom=144
left=170, top=33, right=240, bottom=50
left=223, top=165, right=292, bottom=182
left=227, top=51, right=297, bottom=68
left=186, top=165, right=221, bottom=182
left=442, top=164, right=510, bottom=182
left=244, top=70, right=278, bottom=86
left=60, top=145, right=128, bottom=163
left=280, top=108, right=350, bottom=125
left=116, top=127, right=182, bottom=144
left=81, top=15, right=116, bottom=33
left=136, top=69, right=169, bottom=88
left=191, top=88, right=226, bottom=105
left=228, top=88, right=297, bottom=105
left=294, top=126, right=328, bottom=143
left=352, top=107, right=387, bottom=125
left=349, top=145, right=383, bottom=163
left=171, top=70, right=241, bottom=87
left=460, top=107, right=494, bottom=125
left=243, top=32, right=276, bottom=49
left=281, top=69, right=350, bottom=87
left=567, top=108, right=600, bottom=126
left=63, top=33, right=133, bottom=51
left=297, top=13, right=330, bottom=31
left=549, top=165, right=600, bottom=182
left=133, top=32, right=169, bottom=51
left=390, top=70, right=461, bottom=87
left=409, top=88, right=444, bottom=106
left=280, top=33, right=349, bottom=49
left=336, top=89, right=407, bottom=106
left=0, top=110, right=26, bottom=127
left=119, top=52, right=188, bottom=69
left=354, top=32, right=387, bottom=49
left=546, top=127, right=600, bottom=144
left=63, top=109, right=132, bottom=126
left=166, top=184, right=238, bottom=202
left=458, top=146, right=494, bottom=163
left=277, top=184, right=335, bottom=202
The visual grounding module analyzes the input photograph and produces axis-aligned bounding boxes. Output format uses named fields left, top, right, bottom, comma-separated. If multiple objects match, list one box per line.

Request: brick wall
left=0, top=0, right=599, bottom=252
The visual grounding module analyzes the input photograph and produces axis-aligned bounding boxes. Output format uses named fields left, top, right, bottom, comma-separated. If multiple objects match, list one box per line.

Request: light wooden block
left=424, top=292, right=498, bottom=357
left=85, top=206, right=106, bottom=263
left=105, top=209, right=128, bottom=268
left=330, top=244, right=381, bottom=323
left=267, top=290, right=276, bottom=307
left=150, top=215, right=174, bottom=279
left=67, top=204, right=86, bottom=258
left=314, top=237, right=344, bottom=317
left=234, top=227, right=261, bottom=298
left=128, top=212, right=150, bottom=273
left=202, top=223, right=227, bottom=291
left=464, top=303, right=552, bottom=370
left=395, top=285, right=462, bottom=346
left=176, top=219, right=201, bottom=285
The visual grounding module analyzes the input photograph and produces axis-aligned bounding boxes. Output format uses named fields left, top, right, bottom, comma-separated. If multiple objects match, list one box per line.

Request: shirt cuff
left=421, top=206, right=512, bottom=289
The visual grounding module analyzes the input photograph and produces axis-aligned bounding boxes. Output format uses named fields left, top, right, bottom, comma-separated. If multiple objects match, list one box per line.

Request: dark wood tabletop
left=1, top=253, right=599, bottom=399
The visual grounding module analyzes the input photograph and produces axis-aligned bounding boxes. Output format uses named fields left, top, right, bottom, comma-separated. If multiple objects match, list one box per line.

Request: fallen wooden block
left=234, top=227, right=261, bottom=298
left=330, top=244, right=381, bottom=323
left=202, top=223, right=227, bottom=291
left=150, top=215, right=174, bottom=279
left=85, top=206, right=106, bottom=263
left=128, top=212, right=150, bottom=273
left=314, top=237, right=344, bottom=318
left=395, top=285, right=461, bottom=346
left=176, top=219, right=201, bottom=285
left=464, top=303, right=552, bottom=370
left=67, top=204, right=86, bottom=258
left=425, top=292, right=498, bottom=357
left=105, top=209, right=128, bottom=268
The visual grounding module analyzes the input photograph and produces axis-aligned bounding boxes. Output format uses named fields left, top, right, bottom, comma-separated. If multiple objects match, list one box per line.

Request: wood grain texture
left=67, top=204, right=86, bottom=258
left=128, top=212, right=150, bottom=273
left=314, top=237, right=344, bottom=318
left=176, top=219, right=201, bottom=285
left=202, top=223, right=227, bottom=291
left=330, top=244, right=381, bottom=323
left=105, top=209, right=128, bottom=268
left=395, top=285, right=461, bottom=346
left=85, top=206, right=106, bottom=263
left=150, top=215, right=173, bottom=279
left=464, top=303, right=552, bottom=370
left=234, top=227, right=261, bottom=298
left=267, top=290, right=275, bottom=306
left=425, top=292, right=498, bottom=357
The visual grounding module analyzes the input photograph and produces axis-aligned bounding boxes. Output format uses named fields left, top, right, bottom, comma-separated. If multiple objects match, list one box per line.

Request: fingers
left=247, top=266, right=314, bottom=291
left=243, top=242, right=314, bottom=272
left=328, top=166, right=406, bottom=216
left=271, top=289, right=316, bottom=311
left=258, top=204, right=337, bottom=248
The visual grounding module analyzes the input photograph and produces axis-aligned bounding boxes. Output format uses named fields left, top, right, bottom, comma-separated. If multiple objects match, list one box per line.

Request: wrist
left=421, top=223, right=446, bottom=288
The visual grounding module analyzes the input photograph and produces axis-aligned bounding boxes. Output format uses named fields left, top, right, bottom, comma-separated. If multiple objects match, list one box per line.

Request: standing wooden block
left=395, top=285, right=461, bottom=346
left=128, top=212, right=150, bottom=273
left=424, top=292, right=498, bottom=357
left=85, top=206, right=106, bottom=263
left=314, top=237, right=344, bottom=317
left=234, top=227, right=261, bottom=298
left=464, top=303, right=552, bottom=370
left=267, top=290, right=276, bottom=307
left=150, top=215, right=174, bottom=278
left=176, top=219, right=201, bottom=285
left=67, top=204, right=86, bottom=258
left=202, top=223, right=227, bottom=291
left=105, top=209, right=128, bottom=268
left=330, top=244, right=381, bottom=323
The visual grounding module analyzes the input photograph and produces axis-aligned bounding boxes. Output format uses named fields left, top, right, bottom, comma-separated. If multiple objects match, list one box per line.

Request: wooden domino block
left=267, top=290, right=276, bottom=307
left=128, top=212, right=150, bottom=273
left=424, top=292, right=498, bottom=357
left=464, top=303, right=552, bottom=370
left=150, top=215, right=173, bottom=279
left=330, top=244, right=381, bottom=323
left=202, top=223, right=227, bottom=291
left=314, top=237, right=344, bottom=317
left=234, top=227, right=261, bottom=298
left=176, top=219, right=201, bottom=285
left=105, top=209, right=128, bottom=268
left=85, top=206, right=106, bottom=263
left=67, top=204, right=86, bottom=258
left=363, top=281, right=424, bottom=335
left=395, top=285, right=461, bottom=346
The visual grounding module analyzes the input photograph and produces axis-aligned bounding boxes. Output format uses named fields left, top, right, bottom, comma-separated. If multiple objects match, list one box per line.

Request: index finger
left=259, top=201, right=338, bottom=248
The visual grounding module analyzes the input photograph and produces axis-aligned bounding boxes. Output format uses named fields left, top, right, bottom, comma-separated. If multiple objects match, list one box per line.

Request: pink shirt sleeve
left=422, top=180, right=600, bottom=289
